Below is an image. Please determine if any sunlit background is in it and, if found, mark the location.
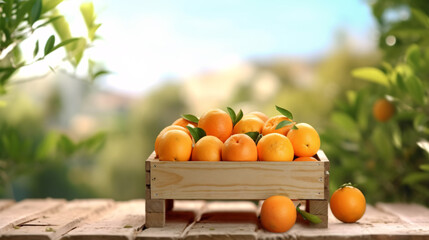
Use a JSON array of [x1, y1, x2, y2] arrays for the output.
[[2, 0, 428, 204]]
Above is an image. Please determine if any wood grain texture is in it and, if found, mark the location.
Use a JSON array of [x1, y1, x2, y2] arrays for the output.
[[138, 200, 205, 240], [0, 200, 14, 212], [148, 152, 327, 200], [0, 199, 65, 234], [1, 199, 114, 240], [184, 201, 258, 240], [63, 200, 145, 240]]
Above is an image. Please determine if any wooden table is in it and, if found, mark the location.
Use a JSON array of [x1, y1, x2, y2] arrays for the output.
[[0, 199, 428, 239]]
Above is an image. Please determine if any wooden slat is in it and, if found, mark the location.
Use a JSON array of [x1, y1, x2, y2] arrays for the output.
[[0, 199, 65, 234], [137, 200, 206, 240], [1, 199, 114, 240], [184, 201, 258, 240], [149, 159, 325, 200], [0, 200, 14, 212], [63, 200, 145, 240], [376, 203, 429, 225]]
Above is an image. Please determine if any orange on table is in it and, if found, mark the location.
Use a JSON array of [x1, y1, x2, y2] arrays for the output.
[[191, 136, 223, 161], [172, 117, 198, 128], [155, 125, 191, 157], [247, 111, 269, 122], [260, 195, 296, 233], [330, 185, 366, 223], [373, 98, 395, 122], [287, 123, 320, 157], [157, 129, 192, 161], [294, 156, 318, 161], [257, 133, 294, 161], [198, 109, 233, 142], [232, 116, 265, 134], [222, 134, 257, 161], [262, 115, 295, 136]]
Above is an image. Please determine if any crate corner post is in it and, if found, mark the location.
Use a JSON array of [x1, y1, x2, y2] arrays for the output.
[[145, 152, 166, 228]]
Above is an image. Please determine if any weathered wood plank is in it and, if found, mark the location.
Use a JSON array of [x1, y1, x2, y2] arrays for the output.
[[63, 200, 145, 240], [376, 203, 429, 225], [149, 159, 325, 200], [0, 200, 14, 212], [0, 199, 66, 234], [1, 199, 114, 240], [137, 200, 206, 240], [185, 201, 258, 240]]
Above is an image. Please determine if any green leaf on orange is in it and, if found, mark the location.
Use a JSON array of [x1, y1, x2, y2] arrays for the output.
[[186, 126, 206, 143], [275, 120, 293, 130], [276, 105, 293, 119], [182, 114, 199, 124]]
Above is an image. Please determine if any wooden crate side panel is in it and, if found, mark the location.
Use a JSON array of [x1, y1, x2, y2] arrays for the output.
[[150, 161, 325, 200]]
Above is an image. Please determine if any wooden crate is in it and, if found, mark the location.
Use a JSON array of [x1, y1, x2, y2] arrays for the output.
[[145, 150, 330, 228]]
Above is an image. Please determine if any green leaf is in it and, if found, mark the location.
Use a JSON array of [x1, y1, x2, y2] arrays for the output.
[[227, 107, 236, 123], [186, 126, 206, 143], [51, 37, 80, 52], [275, 120, 293, 130], [29, 0, 42, 26], [420, 165, 429, 172], [92, 70, 110, 80], [406, 44, 422, 69], [235, 109, 243, 125], [51, 13, 72, 43], [245, 132, 260, 143], [276, 105, 293, 119], [33, 40, 39, 57], [181, 114, 199, 124], [70, 38, 86, 67], [80, 2, 95, 29], [227, 107, 243, 126], [405, 76, 425, 105], [411, 8, 429, 28], [44, 35, 55, 56], [41, 0, 63, 14], [351, 67, 389, 87], [296, 203, 322, 224]]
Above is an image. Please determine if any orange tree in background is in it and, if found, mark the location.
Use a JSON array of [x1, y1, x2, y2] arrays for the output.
[[323, 0, 429, 205], [0, 0, 106, 199]]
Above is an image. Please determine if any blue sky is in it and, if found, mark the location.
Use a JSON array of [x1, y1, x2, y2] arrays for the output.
[[86, 0, 377, 94]]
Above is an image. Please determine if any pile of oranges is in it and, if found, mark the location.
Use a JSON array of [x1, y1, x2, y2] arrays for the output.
[[155, 106, 321, 162]]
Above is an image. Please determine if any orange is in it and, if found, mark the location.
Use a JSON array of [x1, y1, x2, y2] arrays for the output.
[[198, 109, 233, 142], [157, 129, 192, 161], [260, 195, 296, 233], [257, 133, 294, 161], [191, 136, 223, 161], [262, 115, 295, 136], [247, 111, 269, 122], [294, 157, 318, 161], [372, 98, 395, 122], [232, 116, 265, 134], [172, 117, 198, 128], [155, 125, 191, 157], [330, 185, 366, 223], [286, 123, 320, 157], [222, 134, 257, 161]]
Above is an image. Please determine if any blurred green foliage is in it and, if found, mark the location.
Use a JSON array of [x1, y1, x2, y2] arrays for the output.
[[323, 0, 429, 205], [0, 94, 106, 199], [0, 0, 106, 93]]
